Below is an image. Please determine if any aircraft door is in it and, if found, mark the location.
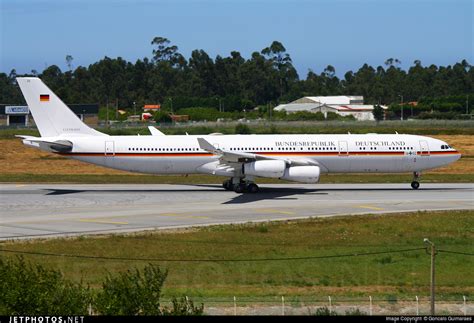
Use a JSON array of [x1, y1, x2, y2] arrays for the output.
[[338, 141, 349, 156], [105, 141, 115, 156], [419, 140, 430, 156]]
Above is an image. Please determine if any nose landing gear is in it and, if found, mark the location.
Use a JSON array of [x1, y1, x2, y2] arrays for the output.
[[411, 172, 421, 190]]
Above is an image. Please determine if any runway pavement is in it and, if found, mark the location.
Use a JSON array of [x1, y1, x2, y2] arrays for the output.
[[1, 183, 473, 240]]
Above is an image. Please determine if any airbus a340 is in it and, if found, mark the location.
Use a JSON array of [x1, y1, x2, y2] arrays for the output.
[[16, 77, 461, 193]]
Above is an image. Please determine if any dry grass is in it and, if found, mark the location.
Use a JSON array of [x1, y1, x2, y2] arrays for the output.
[[1, 135, 472, 176], [430, 135, 474, 174], [0, 139, 131, 175]]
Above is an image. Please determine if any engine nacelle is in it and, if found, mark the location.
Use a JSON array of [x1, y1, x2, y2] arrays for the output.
[[280, 166, 320, 183], [244, 160, 286, 178]]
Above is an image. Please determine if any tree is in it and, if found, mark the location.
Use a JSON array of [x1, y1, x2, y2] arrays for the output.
[[373, 104, 385, 122], [384, 58, 401, 68], [66, 55, 74, 71], [261, 41, 298, 99], [151, 37, 184, 67]]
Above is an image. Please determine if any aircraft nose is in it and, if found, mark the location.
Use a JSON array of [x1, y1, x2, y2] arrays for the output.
[[454, 152, 462, 161]]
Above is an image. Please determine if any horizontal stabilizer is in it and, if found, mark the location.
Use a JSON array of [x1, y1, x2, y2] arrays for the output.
[[20, 136, 73, 152]]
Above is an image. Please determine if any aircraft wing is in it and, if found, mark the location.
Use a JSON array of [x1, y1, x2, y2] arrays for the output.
[[197, 137, 318, 166]]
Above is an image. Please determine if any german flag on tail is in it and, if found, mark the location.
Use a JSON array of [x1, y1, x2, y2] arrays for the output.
[[40, 94, 49, 102]]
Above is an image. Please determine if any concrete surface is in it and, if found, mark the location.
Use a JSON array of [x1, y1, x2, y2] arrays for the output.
[[1, 183, 472, 240]]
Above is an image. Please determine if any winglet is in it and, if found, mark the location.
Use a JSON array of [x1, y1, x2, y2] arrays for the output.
[[148, 126, 166, 136], [197, 138, 220, 154]]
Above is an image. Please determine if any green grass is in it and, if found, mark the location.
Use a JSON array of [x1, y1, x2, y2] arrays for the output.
[[1, 173, 473, 184], [2, 210, 473, 299]]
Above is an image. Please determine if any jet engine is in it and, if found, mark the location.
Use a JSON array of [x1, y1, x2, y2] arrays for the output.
[[244, 160, 286, 178], [280, 165, 320, 183]]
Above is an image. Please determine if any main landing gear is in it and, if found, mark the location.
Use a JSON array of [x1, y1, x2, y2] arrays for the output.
[[223, 179, 260, 193], [411, 171, 421, 190]]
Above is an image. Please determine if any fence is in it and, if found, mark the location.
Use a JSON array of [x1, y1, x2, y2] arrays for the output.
[[2, 119, 474, 131], [158, 296, 472, 316]]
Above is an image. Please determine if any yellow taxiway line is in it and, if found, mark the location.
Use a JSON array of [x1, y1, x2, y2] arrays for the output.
[[78, 219, 129, 225], [257, 208, 296, 215], [357, 205, 385, 211]]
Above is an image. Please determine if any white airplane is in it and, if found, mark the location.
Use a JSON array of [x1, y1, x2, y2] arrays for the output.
[[16, 77, 461, 193]]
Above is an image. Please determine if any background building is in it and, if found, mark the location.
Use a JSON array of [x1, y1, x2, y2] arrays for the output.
[[274, 96, 387, 121], [0, 104, 99, 126]]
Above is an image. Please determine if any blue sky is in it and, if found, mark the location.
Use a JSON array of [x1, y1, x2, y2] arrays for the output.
[[1, 0, 472, 78]]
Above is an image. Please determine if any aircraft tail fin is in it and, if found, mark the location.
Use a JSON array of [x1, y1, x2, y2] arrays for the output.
[[16, 77, 106, 137]]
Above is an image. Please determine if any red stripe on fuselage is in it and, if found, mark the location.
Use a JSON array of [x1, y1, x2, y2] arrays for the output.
[[58, 150, 459, 157]]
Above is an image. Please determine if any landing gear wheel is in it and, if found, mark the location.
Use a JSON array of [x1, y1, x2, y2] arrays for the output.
[[411, 181, 420, 190], [223, 179, 232, 191], [246, 183, 259, 193], [411, 171, 421, 190], [233, 183, 246, 193]]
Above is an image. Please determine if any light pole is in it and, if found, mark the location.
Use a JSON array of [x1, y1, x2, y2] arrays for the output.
[[398, 95, 404, 121], [133, 101, 136, 116], [467, 95, 469, 115], [424, 238, 436, 315]]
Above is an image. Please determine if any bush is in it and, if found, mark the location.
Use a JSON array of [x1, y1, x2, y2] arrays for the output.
[[235, 123, 251, 134], [177, 107, 229, 121], [95, 264, 168, 315], [94, 264, 204, 316], [0, 258, 204, 316], [154, 111, 173, 123], [345, 308, 367, 315], [416, 111, 463, 120], [285, 111, 325, 121], [162, 296, 204, 316], [0, 257, 91, 315], [386, 295, 398, 304], [312, 306, 337, 316]]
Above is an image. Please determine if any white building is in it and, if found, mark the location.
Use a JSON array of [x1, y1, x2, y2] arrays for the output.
[[274, 96, 387, 121], [292, 96, 364, 105]]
